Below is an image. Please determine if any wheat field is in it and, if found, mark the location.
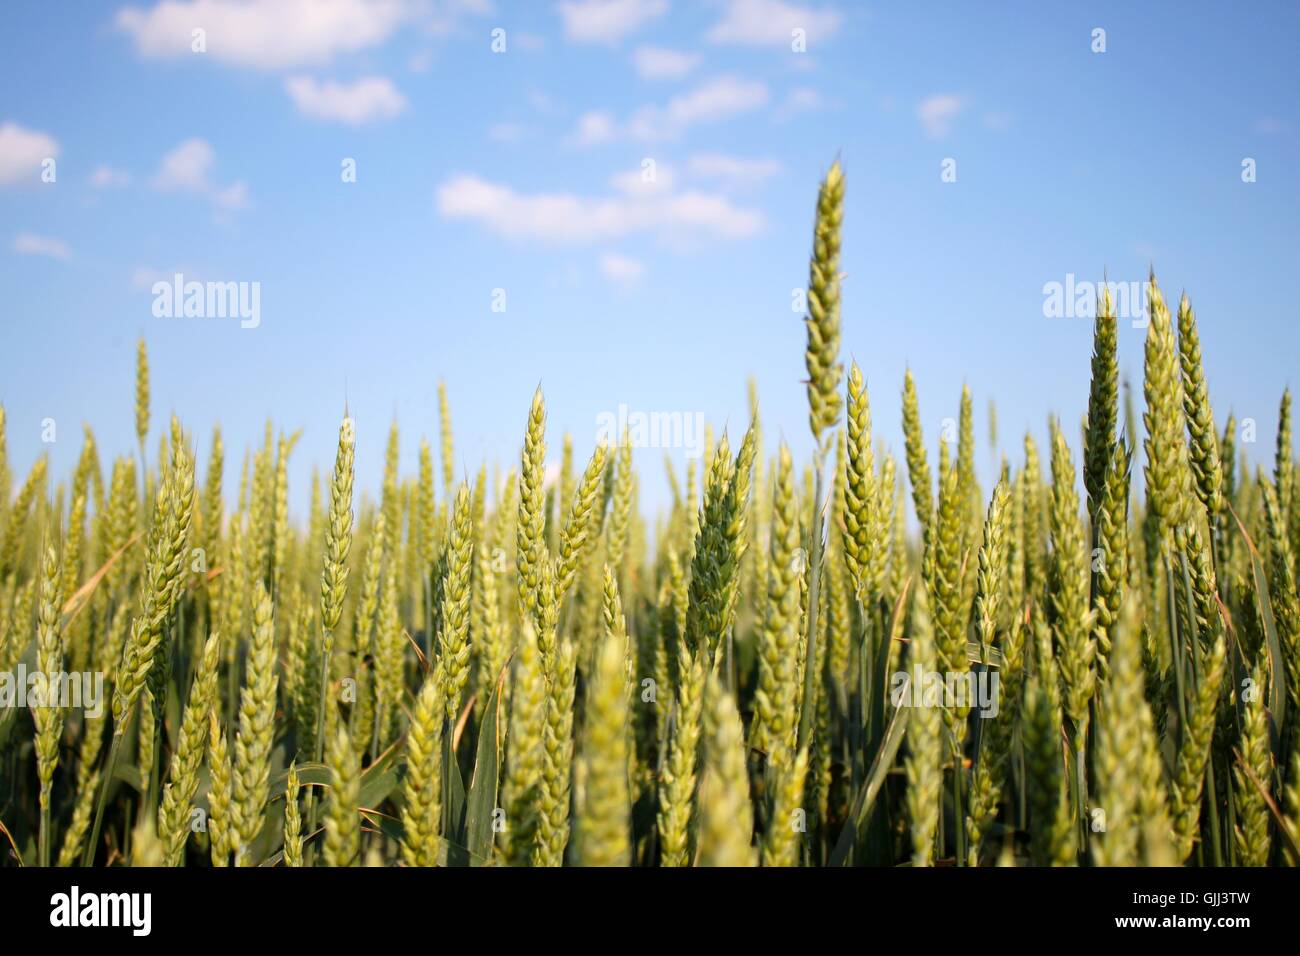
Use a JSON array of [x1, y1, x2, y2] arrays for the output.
[[0, 161, 1297, 869]]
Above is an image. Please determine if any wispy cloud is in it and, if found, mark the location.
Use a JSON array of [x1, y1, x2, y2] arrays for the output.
[[12, 232, 70, 260], [132, 266, 167, 289], [573, 75, 769, 144], [115, 0, 412, 69], [688, 153, 780, 187], [285, 75, 407, 124], [776, 85, 824, 119], [487, 122, 530, 143], [132, 264, 205, 289], [153, 138, 250, 209], [600, 252, 646, 283], [90, 165, 131, 188], [153, 139, 217, 191], [1253, 116, 1290, 135], [558, 0, 668, 44], [983, 111, 1012, 132], [610, 162, 676, 195], [212, 182, 249, 209], [917, 93, 968, 138], [528, 90, 557, 114], [435, 173, 764, 244], [707, 0, 841, 46], [0, 121, 58, 186], [424, 0, 496, 35], [572, 110, 618, 146], [628, 76, 768, 139], [632, 46, 700, 80]]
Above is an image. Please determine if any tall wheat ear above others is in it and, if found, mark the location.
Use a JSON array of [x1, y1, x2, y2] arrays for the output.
[[804, 160, 845, 442]]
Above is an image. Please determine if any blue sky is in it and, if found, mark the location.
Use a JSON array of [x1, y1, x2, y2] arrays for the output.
[[1, 0, 1297, 519]]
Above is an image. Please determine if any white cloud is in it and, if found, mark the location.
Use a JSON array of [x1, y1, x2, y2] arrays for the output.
[[13, 233, 70, 260], [152, 138, 249, 209], [116, 0, 411, 69], [776, 85, 823, 119], [154, 138, 217, 191], [424, 0, 495, 35], [688, 153, 780, 187], [435, 173, 763, 244], [633, 46, 699, 80], [572, 110, 618, 146], [626, 75, 768, 140], [572, 76, 767, 146], [285, 75, 407, 124], [600, 252, 645, 283], [610, 163, 676, 195], [917, 93, 967, 138], [90, 165, 131, 188], [558, 0, 667, 44], [707, 0, 841, 46], [213, 180, 250, 209], [0, 121, 59, 186]]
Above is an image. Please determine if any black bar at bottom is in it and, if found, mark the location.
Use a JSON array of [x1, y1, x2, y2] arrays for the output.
[[0, 865, 1282, 943]]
